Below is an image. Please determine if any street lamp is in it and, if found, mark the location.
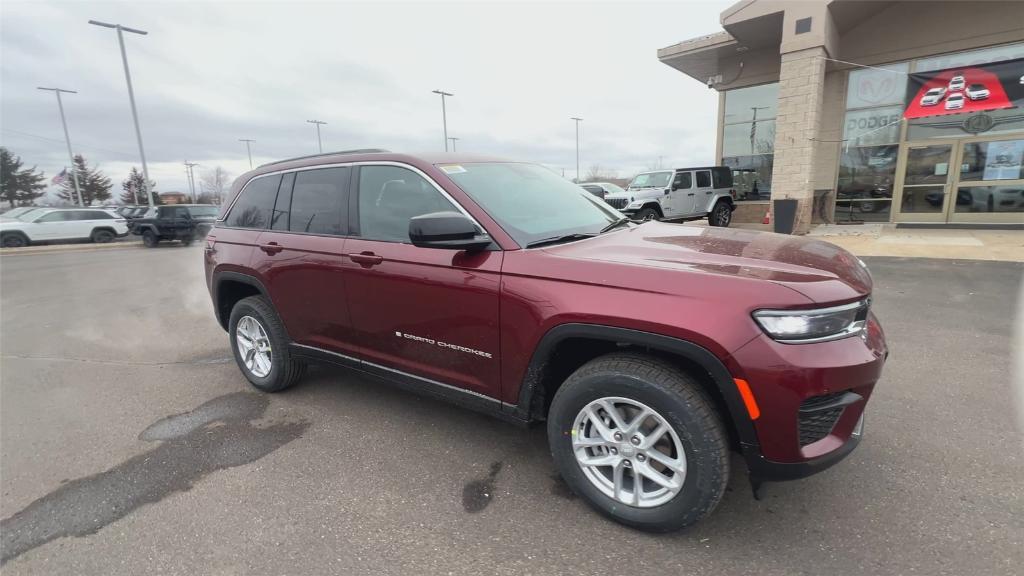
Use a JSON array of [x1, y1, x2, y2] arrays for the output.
[[432, 90, 453, 151], [36, 87, 84, 206], [570, 117, 583, 183], [750, 106, 770, 155], [448, 137, 459, 152], [88, 19, 155, 207], [306, 120, 326, 153], [184, 161, 199, 202], [239, 139, 255, 169]]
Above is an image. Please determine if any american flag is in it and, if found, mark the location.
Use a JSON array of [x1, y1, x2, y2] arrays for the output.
[[51, 168, 68, 185]]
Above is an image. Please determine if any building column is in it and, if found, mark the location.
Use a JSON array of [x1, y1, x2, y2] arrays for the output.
[[769, 46, 827, 234]]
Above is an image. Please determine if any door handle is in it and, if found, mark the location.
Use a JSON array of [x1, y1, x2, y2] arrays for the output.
[[349, 252, 384, 266], [259, 242, 283, 255], [687, 193, 695, 196], [706, 191, 713, 194]]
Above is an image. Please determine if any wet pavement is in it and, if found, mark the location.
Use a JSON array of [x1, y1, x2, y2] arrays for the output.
[[1, 245, 1021, 575]]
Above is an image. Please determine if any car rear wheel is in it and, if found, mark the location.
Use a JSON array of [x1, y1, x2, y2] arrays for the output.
[[142, 230, 159, 248], [228, 295, 305, 392], [708, 201, 732, 227], [548, 353, 729, 532], [1, 233, 28, 248], [636, 208, 660, 221], [91, 229, 115, 243]]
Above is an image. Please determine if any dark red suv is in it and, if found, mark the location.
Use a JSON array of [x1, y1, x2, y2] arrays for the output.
[[205, 150, 887, 531]]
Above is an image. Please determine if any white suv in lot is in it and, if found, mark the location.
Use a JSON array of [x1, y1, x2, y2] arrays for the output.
[[603, 166, 737, 226], [0, 208, 128, 248]]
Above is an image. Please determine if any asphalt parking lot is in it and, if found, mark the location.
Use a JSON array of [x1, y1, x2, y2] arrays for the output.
[[1, 244, 1022, 575]]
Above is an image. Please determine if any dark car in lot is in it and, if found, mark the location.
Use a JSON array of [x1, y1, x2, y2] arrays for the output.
[[204, 150, 887, 532], [133, 204, 219, 247]]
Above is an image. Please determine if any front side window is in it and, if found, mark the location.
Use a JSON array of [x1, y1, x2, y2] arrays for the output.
[[289, 167, 348, 235], [225, 174, 281, 229], [356, 165, 457, 243], [36, 211, 72, 222], [443, 162, 622, 247], [673, 172, 692, 190], [187, 206, 220, 218]]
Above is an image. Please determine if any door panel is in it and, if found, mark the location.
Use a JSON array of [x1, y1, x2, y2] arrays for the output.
[[341, 238, 502, 397], [665, 171, 694, 216], [896, 144, 953, 222], [693, 170, 714, 214], [343, 163, 502, 398]]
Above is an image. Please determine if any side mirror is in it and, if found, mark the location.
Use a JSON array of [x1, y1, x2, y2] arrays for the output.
[[409, 211, 491, 251]]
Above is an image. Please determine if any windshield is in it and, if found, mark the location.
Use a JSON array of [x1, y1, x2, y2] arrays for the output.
[[628, 171, 672, 189], [187, 206, 220, 217], [441, 162, 623, 247], [2, 207, 31, 218]]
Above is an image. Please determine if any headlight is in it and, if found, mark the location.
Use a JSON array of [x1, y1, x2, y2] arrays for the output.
[[753, 299, 869, 343]]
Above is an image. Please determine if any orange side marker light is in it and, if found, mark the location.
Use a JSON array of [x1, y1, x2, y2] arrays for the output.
[[733, 378, 760, 420]]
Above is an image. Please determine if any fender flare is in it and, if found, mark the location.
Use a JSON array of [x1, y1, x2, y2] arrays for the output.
[[211, 271, 272, 330], [513, 323, 759, 449]]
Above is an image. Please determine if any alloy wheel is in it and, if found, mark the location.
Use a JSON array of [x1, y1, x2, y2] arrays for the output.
[[235, 315, 273, 378], [571, 397, 687, 508]]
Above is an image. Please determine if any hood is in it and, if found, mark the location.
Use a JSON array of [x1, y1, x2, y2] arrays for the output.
[[542, 222, 872, 304]]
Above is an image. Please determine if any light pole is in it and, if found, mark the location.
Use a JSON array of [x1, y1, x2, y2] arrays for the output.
[[306, 120, 326, 153], [448, 137, 459, 152], [184, 161, 199, 202], [432, 90, 453, 151], [570, 117, 583, 183], [239, 139, 255, 168], [750, 106, 769, 155], [37, 87, 84, 206], [88, 20, 155, 207]]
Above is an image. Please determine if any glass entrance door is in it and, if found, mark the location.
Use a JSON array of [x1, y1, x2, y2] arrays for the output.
[[895, 143, 955, 223]]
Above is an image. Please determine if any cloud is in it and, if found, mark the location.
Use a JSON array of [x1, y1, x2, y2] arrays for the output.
[[1, 0, 730, 197]]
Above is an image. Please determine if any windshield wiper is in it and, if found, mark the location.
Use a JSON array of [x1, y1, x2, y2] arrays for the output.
[[599, 217, 631, 234], [525, 233, 596, 249]]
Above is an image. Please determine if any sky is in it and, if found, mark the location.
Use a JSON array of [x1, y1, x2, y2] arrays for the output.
[[1, 0, 732, 202]]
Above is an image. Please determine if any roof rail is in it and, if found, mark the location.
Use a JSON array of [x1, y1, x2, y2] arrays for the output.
[[257, 149, 390, 169]]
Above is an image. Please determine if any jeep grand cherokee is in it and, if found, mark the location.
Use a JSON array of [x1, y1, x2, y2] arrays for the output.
[[204, 149, 887, 532]]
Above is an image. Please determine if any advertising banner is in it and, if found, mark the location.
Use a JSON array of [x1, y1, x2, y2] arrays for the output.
[[904, 58, 1024, 119]]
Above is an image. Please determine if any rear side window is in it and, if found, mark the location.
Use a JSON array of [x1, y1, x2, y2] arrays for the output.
[[36, 211, 73, 222], [225, 174, 281, 229], [289, 167, 348, 235], [356, 165, 458, 243], [696, 170, 711, 188], [711, 167, 733, 188], [78, 210, 113, 220]]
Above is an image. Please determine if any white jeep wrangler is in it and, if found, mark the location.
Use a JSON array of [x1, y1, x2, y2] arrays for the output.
[[604, 166, 737, 227]]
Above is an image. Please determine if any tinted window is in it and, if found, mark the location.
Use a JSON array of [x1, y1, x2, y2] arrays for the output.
[[36, 211, 73, 222], [187, 206, 220, 218], [271, 173, 295, 231], [711, 168, 733, 188], [696, 171, 711, 188], [82, 210, 113, 220], [290, 168, 347, 235], [225, 174, 281, 229], [357, 165, 457, 243], [673, 172, 692, 189]]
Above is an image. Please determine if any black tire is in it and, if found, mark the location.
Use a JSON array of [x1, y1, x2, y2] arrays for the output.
[[1, 233, 28, 248], [142, 229, 159, 248], [636, 207, 660, 221], [547, 353, 729, 532], [708, 200, 732, 227], [228, 295, 305, 392], [91, 229, 115, 243]]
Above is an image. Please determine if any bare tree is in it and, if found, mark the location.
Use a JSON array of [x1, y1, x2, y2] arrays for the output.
[[584, 164, 617, 182], [199, 166, 231, 205]]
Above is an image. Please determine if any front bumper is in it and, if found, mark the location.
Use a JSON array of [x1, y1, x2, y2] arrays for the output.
[[727, 312, 886, 480]]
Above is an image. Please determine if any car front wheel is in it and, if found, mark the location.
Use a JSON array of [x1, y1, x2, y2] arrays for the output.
[[548, 353, 729, 532], [91, 229, 115, 243], [142, 230, 159, 247], [635, 208, 660, 221], [708, 201, 732, 227], [1, 233, 28, 248]]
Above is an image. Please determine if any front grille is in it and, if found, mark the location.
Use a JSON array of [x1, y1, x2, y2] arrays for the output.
[[798, 392, 852, 446], [605, 198, 628, 210]]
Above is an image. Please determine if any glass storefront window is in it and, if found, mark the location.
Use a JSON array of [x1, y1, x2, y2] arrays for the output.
[[723, 120, 776, 157], [900, 186, 947, 213], [724, 83, 779, 123], [907, 106, 1024, 140], [843, 106, 902, 146], [954, 185, 1024, 213], [904, 146, 952, 185], [722, 154, 773, 200], [835, 145, 897, 222], [914, 42, 1024, 73], [959, 138, 1024, 181]]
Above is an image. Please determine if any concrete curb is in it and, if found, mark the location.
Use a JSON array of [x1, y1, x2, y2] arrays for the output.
[[0, 241, 144, 256]]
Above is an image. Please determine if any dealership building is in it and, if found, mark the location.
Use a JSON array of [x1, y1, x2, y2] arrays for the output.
[[658, 0, 1024, 232]]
